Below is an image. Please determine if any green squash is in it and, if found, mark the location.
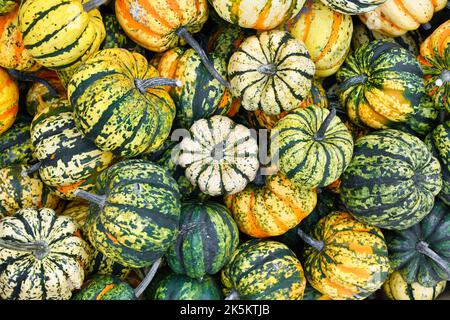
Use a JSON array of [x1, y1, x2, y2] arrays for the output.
[[340, 129, 442, 230], [0, 121, 34, 167], [72, 275, 136, 300], [425, 121, 450, 205], [0, 0, 18, 15], [387, 198, 450, 287], [166, 201, 239, 279], [303, 284, 331, 300], [101, 14, 142, 52], [299, 189, 340, 234], [208, 25, 254, 62], [87, 250, 131, 281]]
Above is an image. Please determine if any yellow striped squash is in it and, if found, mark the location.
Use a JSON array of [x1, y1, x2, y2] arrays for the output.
[[18, 0, 106, 70], [360, 0, 448, 37], [0, 68, 19, 134], [282, 0, 353, 77], [209, 0, 306, 30], [300, 211, 390, 300], [383, 271, 446, 300]]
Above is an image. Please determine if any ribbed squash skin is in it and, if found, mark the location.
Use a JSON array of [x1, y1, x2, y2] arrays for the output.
[[228, 30, 315, 115], [221, 240, 306, 300], [224, 173, 317, 238], [155, 47, 232, 129], [271, 105, 354, 189], [166, 201, 239, 278], [396, 95, 439, 137], [84, 160, 181, 268], [387, 199, 450, 287], [0, 68, 19, 135], [303, 284, 331, 300], [302, 211, 389, 300], [18, 0, 106, 70], [283, 0, 353, 77], [425, 121, 450, 205], [383, 271, 446, 300], [73, 275, 136, 300], [178, 115, 259, 196], [31, 103, 115, 200], [0, 0, 18, 14], [101, 14, 142, 52], [68, 48, 176, 158], [26, 71, 67, 116], [418, 20, 450, 113], [340, 129, 442, 230], [337, 40, 424, 129], [360, 0, 447, 37], [0, 164, 60, 217], [209, 0, 305, 30], [0, 121, 34, 167], [151, 273, 223, 300], [115, 0, 208, 52], [86, 250, 131, 281], [60, 199, 90, 228], [319, 0, 386, 14], [0, 208, 91, 300], [0, 6, 39, 71]]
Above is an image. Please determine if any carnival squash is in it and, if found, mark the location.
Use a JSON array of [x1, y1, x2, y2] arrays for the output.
[[73, 275, 137, 300], [0, 121, 34, 167], [383, 271, 446, 300], [319, 0, 386, 14], [0, 67, 19, 135]]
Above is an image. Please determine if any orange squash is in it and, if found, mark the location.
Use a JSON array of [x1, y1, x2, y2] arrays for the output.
[[0, 68, 19, 135]]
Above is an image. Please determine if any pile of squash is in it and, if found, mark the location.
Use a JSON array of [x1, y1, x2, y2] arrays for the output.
[[0, 0, 449, 301]]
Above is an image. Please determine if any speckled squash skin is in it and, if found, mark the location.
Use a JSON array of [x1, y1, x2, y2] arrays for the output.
[[302, 211, 390, 300], [209, 0, 305, 30], [115, 0, 208, 52], [418, 20, 450, 113], [84, 160, 181, 268], [282, 0, 353, 77], [0, 6, 39, 71], [0, 68, 19, 135], [360, 0, 447, 37], [299, 188, 339, 234], [383, 271, 446, 300], [0, 208, 91, 300], [0, 121, 35, 167], [303, 284, 331, 300], [0, 164, 60, 217], [60, 199, 90, 228], [101, 13, 142, 52], [396, 95, 439, 137], [319, 0, 386, 14], [387, 198, 450, 287], [72, 275, 136, 300], [340, 129, 442, 230], [0, 0, 18, 14], [30, 103, 115, 200], [228, 30, 315, 115], [208, 25, 254, 62], [425, 121, 450, 205], [86, 250, 131, 281], [68, 48, 176, 158], [337, 40, 424, 130], [151, 273, 223, 300], [271, 105, 354, 189], [221, 240, 306, 300], [224, 173, 317, 238], [18, 0, 106, 70], [178, 115, 259, 196]]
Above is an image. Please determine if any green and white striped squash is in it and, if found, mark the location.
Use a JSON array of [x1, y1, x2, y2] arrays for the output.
[[0, 208, 91, 300], [81, 159, 181, 268], [425, 121, 450, 205], [0, 121, 35, 167], [30, 102, 115, 200], [383, 271, 446, 300], [221, 240, 306, 300], [319, 0, 386, 14], [228, 30, 315, 116], [178, 115, 259, 196], [73, 275, 137, 300], [340, 129, 442, 230], [166, 201, 239, 279], [271, 105, 354, 189]]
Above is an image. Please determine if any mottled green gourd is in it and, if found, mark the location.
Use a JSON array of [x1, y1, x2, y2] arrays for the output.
[[396, 95, 440, 137], [0, 0, 18, 15], [72, 275, 137, 300], [166, 201, 239, 279], [340, 129, 442, 230], [383, 271, 446, 300], [101, 13, 142, 52], [87, 250, 131, 281], [0, 121, 34, 167]]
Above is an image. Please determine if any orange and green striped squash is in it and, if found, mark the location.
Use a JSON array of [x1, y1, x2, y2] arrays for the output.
[[209, 0, 306, 30], [0, 5, 39, 71], [418, 20, 450, 113], [224, 173, 317, 238], [300, 211, 390, 300], [0, 67, 19, 135], [282, 0, 353, 77]]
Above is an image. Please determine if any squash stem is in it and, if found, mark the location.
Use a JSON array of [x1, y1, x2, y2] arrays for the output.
[[21, 162, 41, 177], [135, 77, 181, 94], [176, 27, 230, 89], [416, 241, 450, 279], [313, 108, 337, 141], [134, 257, 163, 298], [74, 189, 107, 209], [83, 0, 109, 11], [338, 73, 368, 92], [297, 229, 325, 252], [224, 290, 239, 300], [258, 64, 277, 76], [0, 239, 49, 260], [7, 69, 58, 98]]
